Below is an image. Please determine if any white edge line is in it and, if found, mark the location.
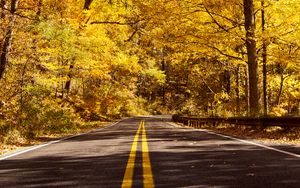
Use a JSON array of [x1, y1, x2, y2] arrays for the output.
[[202, 130, 300, 158], [167, 122, 300, 158], [0, 119, 125, 161]]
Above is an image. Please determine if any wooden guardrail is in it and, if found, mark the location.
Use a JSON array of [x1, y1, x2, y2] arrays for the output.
[[172, 115, 300, 128]]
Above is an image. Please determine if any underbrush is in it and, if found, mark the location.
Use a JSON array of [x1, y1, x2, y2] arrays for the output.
[[0, 119, 108, 155], [0, 97, 109, 155]]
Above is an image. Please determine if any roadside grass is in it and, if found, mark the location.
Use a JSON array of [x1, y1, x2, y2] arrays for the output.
[[176, 122, 300, 145], [208, 125, 300, 145], [0, 121, 109, 156]]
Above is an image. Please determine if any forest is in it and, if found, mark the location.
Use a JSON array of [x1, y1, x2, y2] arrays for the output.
[[0, 0, 299, 145]]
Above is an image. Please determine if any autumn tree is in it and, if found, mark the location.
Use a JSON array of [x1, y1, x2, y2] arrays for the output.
[[1, 0, 300, 144], [0, 0, 19, 80]]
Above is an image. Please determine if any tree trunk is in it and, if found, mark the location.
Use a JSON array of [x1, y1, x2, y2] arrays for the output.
[[261, 0, 268, 116], [243, 0, 261, 117], [275, 73, 285, 106], [84, 0, 94, 10], [0, 0, 19, 80], [19, 58, 30, 123], [61, 78, 64, 99], [244, 67, 249, 115], [0, 0, 7, 19], [36, 0, 43, 18], [235, 65, 240, 115], [222, 70, 231, 94], [161, 59, 166, 105], [65, 64, 74, 95]]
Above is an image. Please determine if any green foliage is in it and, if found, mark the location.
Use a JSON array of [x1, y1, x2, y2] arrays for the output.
[[20, 96, 80, 138]]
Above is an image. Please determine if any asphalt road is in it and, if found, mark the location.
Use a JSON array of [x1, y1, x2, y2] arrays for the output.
[[0, 116, 300, 187]]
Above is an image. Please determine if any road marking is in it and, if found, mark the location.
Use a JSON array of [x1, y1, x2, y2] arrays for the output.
[[122, 120, 155, 188], [168, 121, 300, 158], [167, 122, 300, 158], [141, 121, 155, 188], [0, 132, 92, 161], [201, 130, 300, 158], [121, 122, 142, 188], [0, 119, 124, 161]]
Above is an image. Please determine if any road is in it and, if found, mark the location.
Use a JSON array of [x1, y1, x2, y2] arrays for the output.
[[0, 117, 300, 187]]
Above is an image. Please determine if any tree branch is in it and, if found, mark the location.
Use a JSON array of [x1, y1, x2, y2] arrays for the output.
[[204, 7, 230, 32], [1, 7, 35, 20], [125, 28, 139, 42], [205, 44, 244, 61], [90, 20, 140, 26]]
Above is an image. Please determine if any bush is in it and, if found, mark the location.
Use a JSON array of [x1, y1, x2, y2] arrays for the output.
[[20, 97, 81, 138], [2, 128, 24, 145]]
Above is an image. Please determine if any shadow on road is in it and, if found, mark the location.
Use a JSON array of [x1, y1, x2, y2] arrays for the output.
[[0, 117, 299, 188]]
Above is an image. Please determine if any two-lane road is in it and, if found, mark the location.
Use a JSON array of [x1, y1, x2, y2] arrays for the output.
[[0, 117, 300, 187]]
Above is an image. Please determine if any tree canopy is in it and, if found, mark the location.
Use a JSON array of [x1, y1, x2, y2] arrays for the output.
[[0, 0, 299, 140]]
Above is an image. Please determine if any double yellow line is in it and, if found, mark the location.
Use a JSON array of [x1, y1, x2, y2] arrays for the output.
[[121, 120, 154, 188]]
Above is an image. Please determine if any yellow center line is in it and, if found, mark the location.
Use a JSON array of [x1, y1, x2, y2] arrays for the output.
[[142, 121, 155, 188], [121, 122, 142, 188], [121, 120, 155, 188]]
